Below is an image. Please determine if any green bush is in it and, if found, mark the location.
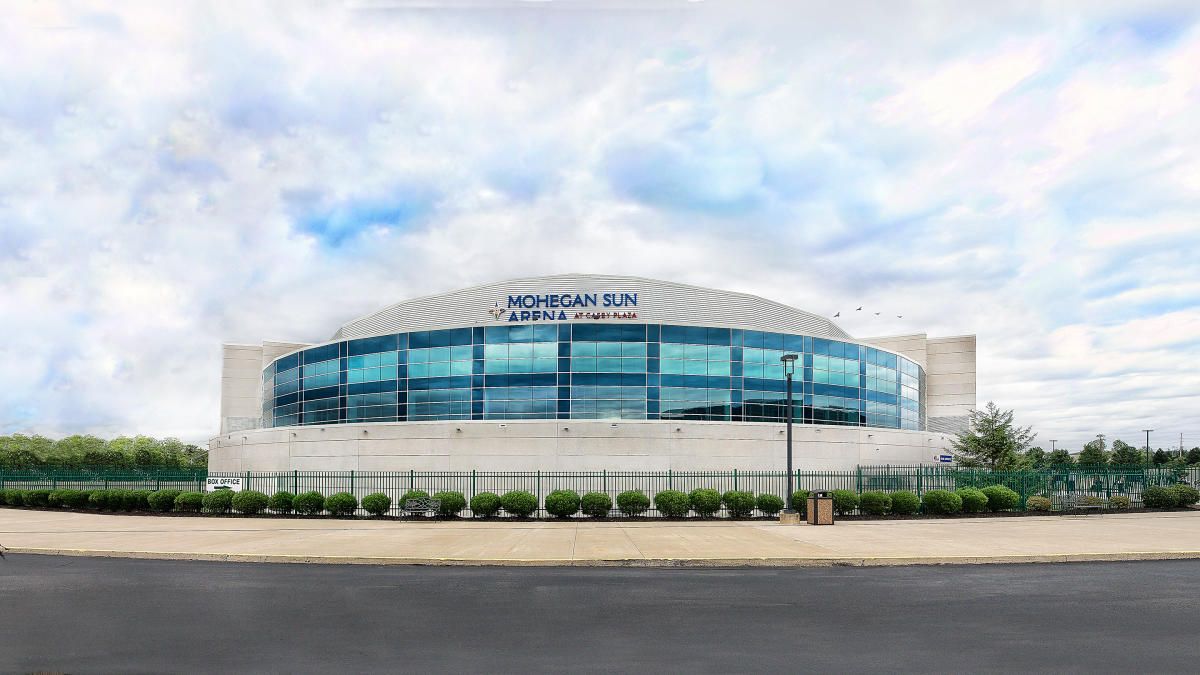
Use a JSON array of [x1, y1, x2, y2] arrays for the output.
[[399, 489, 430, 507], [175, 491, 204, 513], [0, 489, 11, 506], [48, 489, 70, 507], [890, 491, 920, 515], [544, 489, 581, 518], [293, 491, 325, 515], [470, 491, 502, 517], [922, 490, 963, 515], [87, 490, 109, 510], [269, 491, 295, 514], [981, 485, 1021, 512], [859, 491, 892, 516], [1169, 483, 1200, 507], [202, 489, 234, 514], [721, 490, 756, 518], [956, 488, 988, 514], [580, 491, 613, 518], [232, 490, 269, 515], [688, 488, 722, 517], [830, 489, 859, 516], [500, 490, 538, 517], [63, 489, 90, 509], [50, 489, 86, 508], [1079, 495, 1106, 507], [1108, 495, 1131, 509], [126, 490, 153, 511], [1026, 496, 1052, 511], [755, 493, 785, 517], [24, 489, 52, 508], [361, 493, 392, 517], [654, 490, 690, 518], [148, 489, 182, 512], [434, 491, 467, 517], [616, 490, 651, 516], [790, 490, 810, 516], [1142, 486, 1179, 508], [325, 492, 358, 517], [105, 489, 130, 511]]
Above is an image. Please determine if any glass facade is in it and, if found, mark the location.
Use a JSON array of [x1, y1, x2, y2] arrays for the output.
[[262, 323, 924, 431]]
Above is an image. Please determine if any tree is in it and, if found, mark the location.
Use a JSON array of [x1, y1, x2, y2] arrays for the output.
[[950, 402, 1035, 470], [1110, 440, 1145, 467], [1187, 448, 1200, 465], [1047, 448, 1074, 467], [1153, 449, 1171, 466], [1077, 439, 1109, 466], [1022, 446, 1047, 470]]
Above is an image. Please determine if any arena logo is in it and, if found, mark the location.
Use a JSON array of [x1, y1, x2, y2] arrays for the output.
[[490, 292, 639, 322]]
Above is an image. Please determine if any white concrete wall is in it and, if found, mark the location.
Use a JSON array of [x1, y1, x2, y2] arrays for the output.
[[926, 335, 977, 434], [209, 420, 951, 472], [219, 344, 265, 435]]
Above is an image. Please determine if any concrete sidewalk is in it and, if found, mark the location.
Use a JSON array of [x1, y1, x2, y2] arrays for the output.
[[3, 509, 1200, 566]]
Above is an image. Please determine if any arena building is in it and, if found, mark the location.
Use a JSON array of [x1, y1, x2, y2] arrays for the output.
[[210, 274, 976, 471]]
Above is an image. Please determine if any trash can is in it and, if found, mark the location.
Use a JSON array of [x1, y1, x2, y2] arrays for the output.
[[807, 491, 835, 525]]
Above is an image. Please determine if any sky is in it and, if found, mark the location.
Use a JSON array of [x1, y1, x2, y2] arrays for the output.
[[1, 0, 1198, 450]]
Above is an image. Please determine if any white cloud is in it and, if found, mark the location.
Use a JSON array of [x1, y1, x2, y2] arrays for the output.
[[1, 1, 1198, 452]]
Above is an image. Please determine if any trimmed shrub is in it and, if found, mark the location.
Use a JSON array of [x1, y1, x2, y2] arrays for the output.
[[470, 491, 501, 517], [202, 489, 234, 514], [981, 485, 1021, 512], [688, 488, 722, 518], [722, 490, 756, 518], [616, 490, 651, 516], [48, 489, 70, 507], [62, 489, 90, 509], [755, 493, 785, 517], [1142, 486, 1178, 508], [232, 490, 270, 515], [126, 490, 153, 511], [1026, 496, 1052, 512], [25, 489, 52, 508], [1169, 483, 1200, 507], [956, 488, 988, 514], [654, 490, 690, 518], [361, 493, 392, 517], [500, 490, 538, 517], [580, 491, 613, 518], [790, 490, 810, 516], [1079, 495, 1106, 507], [87, 490, 109, 510], [545, 489, 581, 518], [148, 489, 182, 512], [890, 491, 920, 515], [1108, 495, 1131, 509], [293, 491, 326, 516], [269, 491, 295, 514], [859, 491, 892, 516], [0, 489, 10, 506], [400, 490, 431, 508], [434, 491, 467, 517], [325, 492, 358, 517], [830, 489, 859, 516], [105, 490, 130, 511], [922, 490, 963, 515], [175, 491, 204, 513]]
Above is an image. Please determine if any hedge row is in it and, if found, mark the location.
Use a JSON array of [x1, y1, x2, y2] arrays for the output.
[[3, 483, 1195, 518]]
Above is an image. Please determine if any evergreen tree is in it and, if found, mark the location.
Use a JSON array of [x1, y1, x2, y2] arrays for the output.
[[950, 402, 1035, 470], [1077, 439, 1109, 466], [1047, 448, 1074, 467], [1022, 446, 1048, 470], [1110, 440, 1145, 466], [1153, 449, 1171, 465], [1187, 448, 1200, 465]]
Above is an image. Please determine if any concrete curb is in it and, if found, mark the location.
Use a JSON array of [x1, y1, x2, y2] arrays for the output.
[[8, 546, 1200, 568]]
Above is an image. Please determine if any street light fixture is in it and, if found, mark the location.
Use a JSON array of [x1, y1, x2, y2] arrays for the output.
[[781, 354, 799, 513]]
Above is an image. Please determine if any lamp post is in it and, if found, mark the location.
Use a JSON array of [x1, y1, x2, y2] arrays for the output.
[[1143, 429, 1154, 465], [781, 354, 799, 512]]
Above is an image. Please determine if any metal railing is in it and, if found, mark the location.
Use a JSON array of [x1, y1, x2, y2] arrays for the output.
[[2, 465, 1196, 517]]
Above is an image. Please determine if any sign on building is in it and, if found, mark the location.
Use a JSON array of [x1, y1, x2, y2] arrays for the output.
[[205, 476, 244, 492]]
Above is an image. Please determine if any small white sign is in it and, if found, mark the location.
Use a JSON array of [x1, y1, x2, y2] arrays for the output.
[[206, 477, 244, 492], [938, 454, 953, 463]]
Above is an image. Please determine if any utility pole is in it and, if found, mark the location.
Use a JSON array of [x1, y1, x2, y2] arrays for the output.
[[1050, 440, 1057, 453], [1143, 429, 1153, 465]]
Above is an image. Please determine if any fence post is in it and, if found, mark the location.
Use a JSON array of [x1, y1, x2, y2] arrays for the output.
[[856, 465, 863, 493], [733, 468, 738, 492], [293, 469, 298, 495], [409, 469, 414, 492], [246, 470, 251, 494], [668, 469, 673, 491], [537, 470, 542, 516], [350, 470, 355, 496], [602, 469, 607, 494], [471, 469, 476, 497], [916, 467, 923, 498]]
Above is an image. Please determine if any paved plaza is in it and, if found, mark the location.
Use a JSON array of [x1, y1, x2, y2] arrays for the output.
[[2, 508, 1199, 565]]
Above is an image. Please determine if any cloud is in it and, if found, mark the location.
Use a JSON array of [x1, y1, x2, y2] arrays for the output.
[[1, 1, 1199, 452]]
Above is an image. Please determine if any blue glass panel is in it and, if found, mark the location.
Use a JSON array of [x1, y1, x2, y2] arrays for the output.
[[558, 373, 569, 385], [647, 358, 659, 373], [647, 324, 659, 342], [533, 325, 556, 341], [303, 343, 339, 364], [730, 329, 742, 347], [812, 338, 830, 355], [784, 334, 803, 353], [706, 327, 731, 345], [763, 332, 784, 350], [647, 400, 659, 415], [302, 385, 339, 401], [276, 392, 299, 407], [558, 323, 570, 340], [347, 334, 398, 356], [647, 386, 659, 399]]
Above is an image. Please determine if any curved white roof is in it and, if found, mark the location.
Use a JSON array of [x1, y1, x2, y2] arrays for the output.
[[332, 274, 852, 341]]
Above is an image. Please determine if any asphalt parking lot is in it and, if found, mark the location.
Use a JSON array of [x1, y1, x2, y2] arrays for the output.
[[2, 555, 1198, 673]]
